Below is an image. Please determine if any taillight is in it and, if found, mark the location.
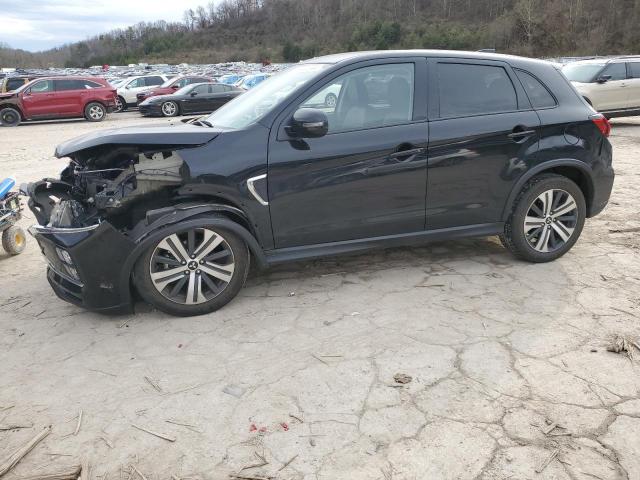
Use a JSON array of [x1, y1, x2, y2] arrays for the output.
[[590, 113, 611, 137]]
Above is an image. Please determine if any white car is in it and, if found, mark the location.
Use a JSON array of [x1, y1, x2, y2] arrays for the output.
[[115, 74, 169, 111], [562, 57, 640, 118]]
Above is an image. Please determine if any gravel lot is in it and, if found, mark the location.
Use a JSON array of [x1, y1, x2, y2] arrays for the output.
[[1, 112, 639, 480]]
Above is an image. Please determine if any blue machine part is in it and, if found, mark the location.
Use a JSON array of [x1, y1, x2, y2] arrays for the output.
[[0, 178, 15, 200]]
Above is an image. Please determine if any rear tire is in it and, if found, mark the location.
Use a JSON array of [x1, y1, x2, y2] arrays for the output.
[[501, 174, 586, 263], [0, 107, 21, 127], [134, 224, 249, 316], [2, 225, 26, 255], [115, 96, 126, 112], [84, 102, 106, 122]]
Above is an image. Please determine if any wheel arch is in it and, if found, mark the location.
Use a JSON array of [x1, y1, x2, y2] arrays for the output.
[[0, 104, 24, 119], [501, 160, 595, 221], [118, 205, 267, 308]]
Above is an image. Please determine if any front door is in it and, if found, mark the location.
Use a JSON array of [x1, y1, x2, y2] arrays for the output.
[[21, 80, 58, 118], [625, 62, 640, 109], [591, 62, 629, 111], [181, 84, 211, 113], [268, 60, 429, 248], [426, 59, 541, 230]]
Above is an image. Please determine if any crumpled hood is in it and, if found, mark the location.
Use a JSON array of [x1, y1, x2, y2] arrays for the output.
[[55, 123, 223, 158]]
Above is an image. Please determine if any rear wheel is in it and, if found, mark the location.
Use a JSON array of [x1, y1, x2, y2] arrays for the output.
[[161, 101, 179, 117], [115, 96, 126, 112], [325, 93, 338, 108], [2, 225, 26, 255], [0, 107, 21, 127], [134, 225, 249, 316], [501, 174, 586, 263], [84, 102, 106, 122]]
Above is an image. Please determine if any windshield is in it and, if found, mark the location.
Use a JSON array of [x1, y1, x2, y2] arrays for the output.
[[206, 64, 329, 129], [562, 63, 605, 83]]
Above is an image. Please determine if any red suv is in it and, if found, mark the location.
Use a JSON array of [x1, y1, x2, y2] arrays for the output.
[[136, 75, 212, 103], [0, 77, 117, 127]]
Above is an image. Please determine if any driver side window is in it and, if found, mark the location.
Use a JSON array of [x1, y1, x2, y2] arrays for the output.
[[30, 80, 54, 93], [300, 63, 415, 134]]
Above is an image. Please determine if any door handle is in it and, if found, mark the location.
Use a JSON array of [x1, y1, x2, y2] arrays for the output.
[[507, 127, 536, 140], [387, 147, 426, 160]]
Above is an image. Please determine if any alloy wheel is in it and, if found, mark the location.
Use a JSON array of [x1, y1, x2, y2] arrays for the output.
[[523, 189, 578, 253], [114, 97, 124, 112], [149, 228, 235, 305], [162, 102, 178, 116], [88, 105, 105, 120]]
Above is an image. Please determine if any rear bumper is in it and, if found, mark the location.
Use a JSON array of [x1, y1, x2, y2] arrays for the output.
[[588, 138, 615, 218], [29, 222, 136, 314]]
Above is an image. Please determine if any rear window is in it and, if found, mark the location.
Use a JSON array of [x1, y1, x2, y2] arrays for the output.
[[630, 63, 640, 78], [437, 63, 517, 117], [515, 70, 556, 109]]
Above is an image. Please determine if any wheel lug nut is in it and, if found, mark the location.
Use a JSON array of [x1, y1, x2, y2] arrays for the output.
[[200, 260, 204, 264], [196, 270, 201, 274], [184, 271, 189, 275], [181, 261, 186, 265], [191, 255, 196, 259]]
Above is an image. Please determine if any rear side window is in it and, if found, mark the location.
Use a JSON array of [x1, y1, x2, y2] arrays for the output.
[[437, 63, 517, 117], [145, 76, 164, 86], [515, 70, 556, 109], [601, 63, 626, 81], [211, 84, 226, 93], [629, 63, 640, 78]]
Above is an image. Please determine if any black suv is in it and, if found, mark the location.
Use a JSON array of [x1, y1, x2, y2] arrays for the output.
[[26, 50, 614, 316]]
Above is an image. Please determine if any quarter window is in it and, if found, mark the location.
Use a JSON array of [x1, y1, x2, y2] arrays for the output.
[[438, 63, 517, 117], [515, 70, 556, 109], [300, 63, 415, 134], [601, 63, 626, 81]]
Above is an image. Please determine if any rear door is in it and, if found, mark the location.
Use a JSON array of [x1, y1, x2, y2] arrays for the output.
[[426, 58, 540, 230], [21, 79, 58, 118], [53, 79, 84, 115], [268, 59, 429, 248]]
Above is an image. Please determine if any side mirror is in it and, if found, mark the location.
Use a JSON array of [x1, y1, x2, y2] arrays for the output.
[[288, 108, 328, 138], [596, 75, 612, 84], [190, 91, 198, 97], [171, 84, 180, 89], [125, 84, 132, 89]]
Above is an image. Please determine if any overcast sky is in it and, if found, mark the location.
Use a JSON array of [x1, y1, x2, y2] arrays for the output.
[[0, 0, 208, 52]]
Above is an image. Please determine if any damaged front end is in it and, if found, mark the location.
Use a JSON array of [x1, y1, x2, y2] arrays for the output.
[[27, 127, 219, 312]]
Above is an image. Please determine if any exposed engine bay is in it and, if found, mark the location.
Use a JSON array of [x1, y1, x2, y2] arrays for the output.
[[28, 145, 187, 231]]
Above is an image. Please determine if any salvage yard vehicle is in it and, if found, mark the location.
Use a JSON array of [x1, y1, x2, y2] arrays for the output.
[[0, 77, 117, 127], [562, 56, 640, 118], [138, 82, 243, 117], [135, 75, 213, 104], [114, 74, 169, 111], [0, 76, 40, 93], [26, 50, 614, 316]]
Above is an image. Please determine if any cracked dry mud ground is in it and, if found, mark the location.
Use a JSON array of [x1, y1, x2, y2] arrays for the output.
[[1, 113, 639, 480]]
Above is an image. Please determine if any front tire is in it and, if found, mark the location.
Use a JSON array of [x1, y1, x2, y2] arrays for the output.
[[325, 93, 338, 108], [2, 225, 26, 255], [0, 107, 21, 127], [134, 225, 249, 316], [501, 174, 586, 263], [161, 101, 179, 117], [84, 102, 106, 122]]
